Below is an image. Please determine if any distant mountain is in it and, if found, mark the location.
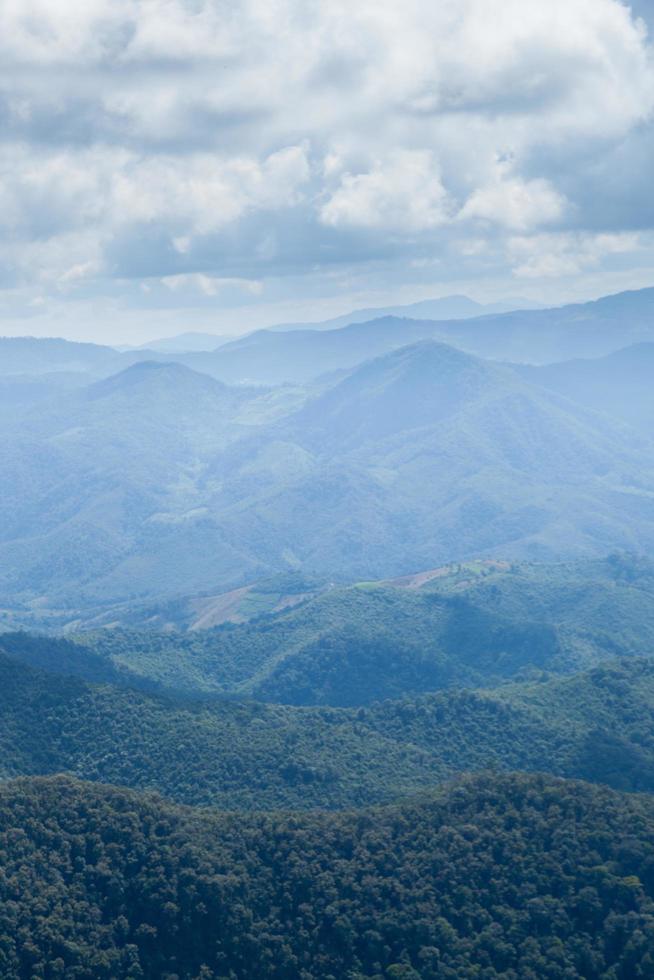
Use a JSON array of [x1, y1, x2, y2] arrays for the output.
[[2, 339, 654, 609], [0, 361, 270, 606], [1, 771, 653, 977], [282, 339, 509, 453], [268, 293, 542, 332], [432, 285, 654, 363], [133, 330, 235, 353], [0, 372, 91, 415], [229, 341, 654, 580], [174, 286, 654, 385], [0, 336, 122, 375], [5, 287, 653, 391], [517, 342, 654, 432], [175, 317, 438, 384], [0, 335, 204, 380]]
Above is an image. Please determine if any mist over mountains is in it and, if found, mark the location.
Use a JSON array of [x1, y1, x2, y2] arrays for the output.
[[2, 287, 654, 616]]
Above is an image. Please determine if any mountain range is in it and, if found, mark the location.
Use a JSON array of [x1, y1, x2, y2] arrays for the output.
[[518, 342, 654, 432], [266, 292, 543, 332], [3, 335, 654, 611], [0, 636, 653, 808], [4, 287, 654, 392], [172, 285, 654, 384], [4, 554, 650, 699]]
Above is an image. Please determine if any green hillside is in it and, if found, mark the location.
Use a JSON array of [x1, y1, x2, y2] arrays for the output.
[[2, 641, 654, 807], [14, 556, 652, 705], [0, 772, 652, 978], [0, 650, 448, 810]]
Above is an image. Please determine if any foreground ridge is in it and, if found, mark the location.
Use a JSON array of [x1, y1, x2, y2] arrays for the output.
[[0, 771, 652, 978]]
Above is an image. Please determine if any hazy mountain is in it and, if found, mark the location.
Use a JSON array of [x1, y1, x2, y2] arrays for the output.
[[175, 316, 443, 384], [267, 293, 542, 332], [172, 286, 654, 385], [0, 336, 123, 375], [431, 285, 654, 363], [2, 340, 654, 609], [0, 372, 91, 415], [5, 287, 653, 392], [220, 341, 654, 582], [0, 335, 202, 381], [133, 330, 235, 353], [0, 361, 271, 606], [517, 343, 654, 432]]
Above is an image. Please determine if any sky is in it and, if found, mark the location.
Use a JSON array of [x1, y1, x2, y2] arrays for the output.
[[1, 0, 654, 344]]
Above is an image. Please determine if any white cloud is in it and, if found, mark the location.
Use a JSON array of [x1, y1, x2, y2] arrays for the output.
[[111, 144, 310, 234], [0, 0, 652, 319], [0, 143, 310, 285], [509, 231, 643, 278], [320, 151, 451, 232], [459, 163, 567, 231]]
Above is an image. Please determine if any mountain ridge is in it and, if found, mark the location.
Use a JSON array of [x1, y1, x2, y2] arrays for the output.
[[0, 771, 651, 977]]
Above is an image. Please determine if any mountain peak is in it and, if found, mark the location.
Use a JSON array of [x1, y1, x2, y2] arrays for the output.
[[284, 339, 510, 452], [86, 360, 227, 400]]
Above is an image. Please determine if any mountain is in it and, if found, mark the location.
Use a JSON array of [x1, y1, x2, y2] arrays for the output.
[[282, 339, 511, 452], [214, 340, 654, 584], [4, 287, 654, 392], [175, 316, 447, 384], [2, 633, 654, 805], [517, 343, 654, 432], [0, 336, 122, 375], [3, 339, 654, 610], [133, 330, 235, 352], [0, 372, 91, 417], [0, 772, 652, 977], [0, 335, 202, 380], [0, 648, 449, 809], [8, 556, 654, 706], [424, 286, 654, 363], [172, 286, 654, 385], [0, 362, 273, 607], [267, 293, 541, 332], [4, 287, 653, 392]]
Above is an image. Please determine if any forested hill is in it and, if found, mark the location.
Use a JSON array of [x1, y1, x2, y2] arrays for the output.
[[0, 772, 652, 979], [9, 555, 652, 705], [1, 647, 654, 808]]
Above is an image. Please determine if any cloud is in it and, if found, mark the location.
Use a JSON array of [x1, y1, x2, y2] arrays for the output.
[[161, 273, 263, 297], [320, 151, 451, 232], [111, 145, 311, 234], [459, 163, 568, 231], [508, 231, 643, 278], [0, 0, 652, 332], [0, 143, 310, 283]]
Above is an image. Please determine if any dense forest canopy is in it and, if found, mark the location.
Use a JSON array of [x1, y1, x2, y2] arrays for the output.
[[0, 772, 653, 979], [0, 644, 654, 808]]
